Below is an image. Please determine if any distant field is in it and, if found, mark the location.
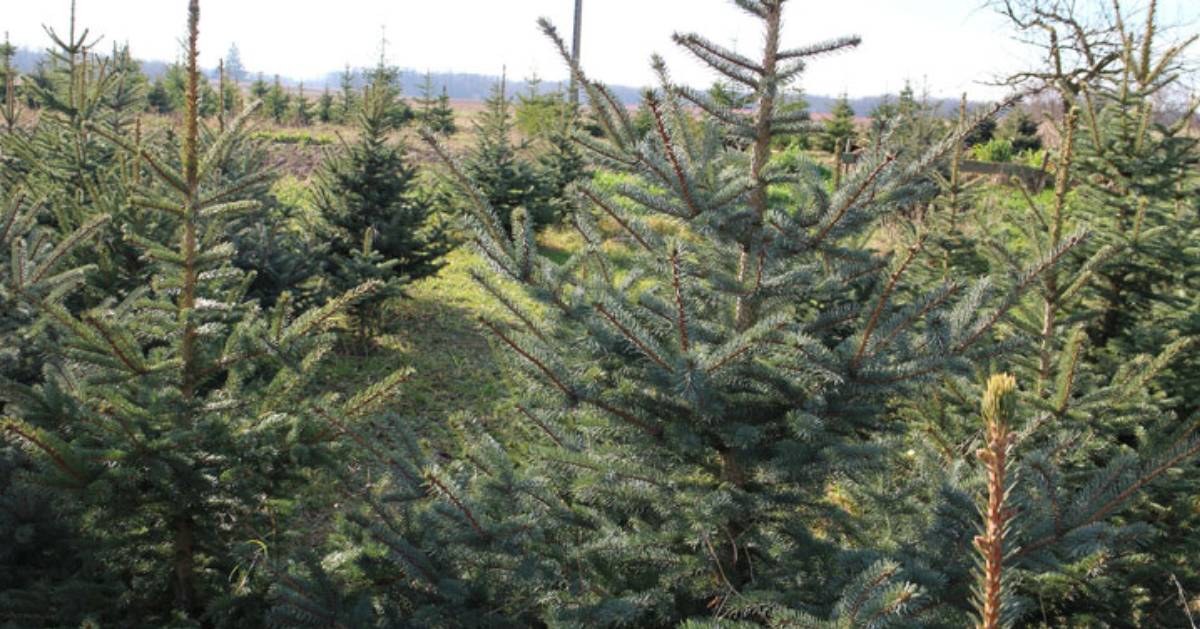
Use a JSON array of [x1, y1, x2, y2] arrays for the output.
[[256, 99, 490, 175]]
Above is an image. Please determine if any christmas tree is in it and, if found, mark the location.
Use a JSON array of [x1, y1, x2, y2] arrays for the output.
[[413, 71, 456, 135], [276, 1, 1108, 624], [820, 92, 856, 152], [1, 10, 159, 306], [293, 82, 311, 126], [894, 1, 1200, 623], [337, 65, 356, 121], [2, 33, 23, 132], [460, 72, 541, 230], [317, 84, 335, 123], [3, 2, 408, 622], [311, 68, 449, 347], [265, 74, 290, 124], [0, 182, 116, 626]]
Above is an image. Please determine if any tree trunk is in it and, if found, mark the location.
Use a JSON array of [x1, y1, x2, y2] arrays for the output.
[[173, 515, 198, 617]]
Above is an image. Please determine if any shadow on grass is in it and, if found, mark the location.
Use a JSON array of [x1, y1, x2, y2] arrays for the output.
[[378, 295, 508, 420], [312, 247, 514, 429]]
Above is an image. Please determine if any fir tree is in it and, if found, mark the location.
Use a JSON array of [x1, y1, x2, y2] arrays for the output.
[[515, 77, 585, 225], [917, 93, 991, 280], [163, 61, 218, 118], [2, 13, 158, 304], [98, 47, 147, 130], [250, 71, 269, 109], [338, 64, 356, 121], [146, 77, 172, 113], [820, 92, 856, 152], [964, 110, 997, 147], [365, 54, 413, 127], [866, 94, 896, 143], [530, 118, 585, 226], [432, 86, 457, 134], [1062, 3, 1200, 620], [217, 58, 228, 130], [709, 78, 754, 109], [895, 2, 1200, 624], [414, 70, 437, 125], [864, 81, 943, 156], [1071, 0, 1200, 379], [227, 212, 322, 310], [461, 72, 540, 230], [4, 2, 407, 622], [164, 62, 189, 112], [22, 59, 52, 111], [0, 184, 116, 626], [415, 71, 456, 136], [0, 183, 110, 397], [2, 32, 22, 133], [312, 69, 450, 346], [266, 73, 289, 124], [997, 105, 1041, 154], [219, 58, 239, 119], [514, 73, 563, 138], [224, 42, 246, 83], [216, 111, 320, 308], [293, 81, 311, 126], [317, 84, 335, 123], [278, 2, 1099, 624]]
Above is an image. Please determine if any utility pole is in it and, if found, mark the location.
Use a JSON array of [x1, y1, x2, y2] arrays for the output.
[[570, 0, 583, 106]]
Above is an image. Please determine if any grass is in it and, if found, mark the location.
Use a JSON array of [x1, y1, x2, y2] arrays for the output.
[[312, 217, 638, 431], [385, 247, 517, 418], [251, 128, 335, 146], [312, 247, 512, 428]]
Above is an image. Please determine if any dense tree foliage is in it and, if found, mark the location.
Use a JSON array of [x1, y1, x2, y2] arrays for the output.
[[1, 0, 1197, 627], [459, 74, 543, 230], [819, 92, 856, 152], [271, 1, 1199, 626], [414, 71, 457, 136], [1, 3, 406, 625], [311, 70, 449, 347]]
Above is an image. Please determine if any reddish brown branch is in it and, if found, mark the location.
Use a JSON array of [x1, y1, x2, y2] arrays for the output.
[[581, 188, 655, 254], [425, 471, 489, 539], [1015, 437, 1200, 560], [669, 249, 691, 352], [852, 237, 924, 368], [585, 397, 663, 439], [83, 315, 146, 374], [647, 93, 701, 217], [480, 318, 576, 399], [4, 423, 88, 485], [516, 404, 565, 448], [811, 154, 895, 247], [593, 303, 673, 371]]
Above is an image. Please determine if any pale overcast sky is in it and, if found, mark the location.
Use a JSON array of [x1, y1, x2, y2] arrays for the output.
[[2, 1, 1197, 99]]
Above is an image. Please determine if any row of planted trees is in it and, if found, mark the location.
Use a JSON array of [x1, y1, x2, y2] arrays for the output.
[[2, 0, 1199, 627], [1, 26, 460, 132], [236, 67, 459, 130]]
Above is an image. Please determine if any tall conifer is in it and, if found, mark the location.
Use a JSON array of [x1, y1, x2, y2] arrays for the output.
[[276, 1, 1104, 624], [461, 72, 540, 230], [896, 2, 1200, 624], [821, 93, 856, 152], [312, 69, 449, 347], [4, 2, 407, 621]]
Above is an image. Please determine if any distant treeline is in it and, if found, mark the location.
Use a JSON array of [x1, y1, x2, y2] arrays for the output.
[[7, 44, 973, 113]]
